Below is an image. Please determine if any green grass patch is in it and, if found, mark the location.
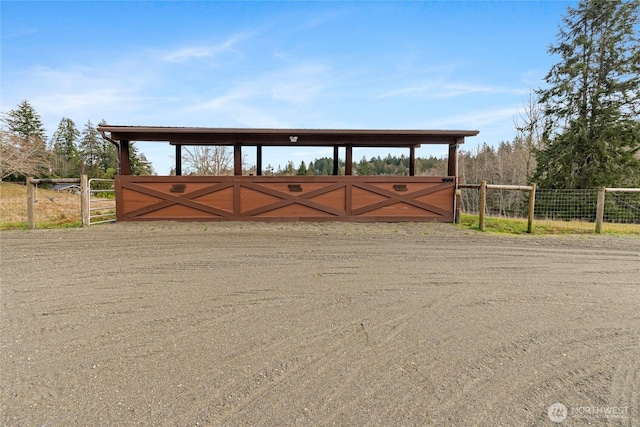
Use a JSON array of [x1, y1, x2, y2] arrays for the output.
[[457, 214, 640, 236], [0, 219, 83, 230]]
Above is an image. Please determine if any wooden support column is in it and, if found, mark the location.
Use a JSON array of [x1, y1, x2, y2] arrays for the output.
[[409, 146, 416, 176], [234, 143, 242, 176], [345, 145, 353, 176], [333, 146, 339, 175], [120, 140, 131, 175], [175, 144, 182, 176], [447, 142, 458, 177], [256, 145, 263, 176]]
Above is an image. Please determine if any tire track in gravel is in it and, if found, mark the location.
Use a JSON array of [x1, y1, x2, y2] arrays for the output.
[[168, 285, 456, 425], [185, 287, 466, 426], [426, 328, 639, 425]]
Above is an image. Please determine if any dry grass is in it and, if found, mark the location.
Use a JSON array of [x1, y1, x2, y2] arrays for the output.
[[0, 182, 82, 229], [459, 213, 640, 236]]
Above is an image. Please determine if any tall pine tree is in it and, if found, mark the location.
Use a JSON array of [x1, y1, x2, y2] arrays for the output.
[[1, 100, 50, 179], [97, 119, 117, 173], [79, 120, 101, 172], [3, 100, 46, 140], [534, 0, 640, 189], [51, 117, 81, 177]]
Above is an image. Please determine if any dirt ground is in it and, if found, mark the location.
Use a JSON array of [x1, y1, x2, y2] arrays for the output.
[[1, 222, 639, 426]]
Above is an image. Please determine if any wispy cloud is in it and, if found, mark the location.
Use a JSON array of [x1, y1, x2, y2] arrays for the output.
[[378, 82, 529, 99], [161, 33, 251, 64], [425, 105, 522, 130], [377, 83, 439, 99], [184, 61, 333, 127], [185, 83, 292, 128], [270, 64, 329, 103], [1, 27, 38, 39], [26, 65, 150, 115]]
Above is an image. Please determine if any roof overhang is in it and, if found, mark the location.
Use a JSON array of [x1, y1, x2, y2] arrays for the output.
[[98, 126, 479, 148]]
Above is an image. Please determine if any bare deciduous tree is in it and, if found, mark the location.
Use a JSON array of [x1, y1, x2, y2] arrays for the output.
[[182, 146, 232, 175], [514, 90, 544, 180], [0, 130, 51, 180]]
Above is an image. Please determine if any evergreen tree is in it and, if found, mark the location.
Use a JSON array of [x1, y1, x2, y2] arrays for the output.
[[355, 156, 372, 175], [3, 100, 46, 140], [296, 160, 308, 175], [51, 117, 81, 177], [97, 119, 117, 172], [79, 120, 101, 171], [1, 100, 50, 179], [534, 0, 640, 189], [129, 144, 154, 176]]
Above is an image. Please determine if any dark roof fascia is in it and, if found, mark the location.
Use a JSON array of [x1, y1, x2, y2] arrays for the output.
[[98, 126, 479, 147]]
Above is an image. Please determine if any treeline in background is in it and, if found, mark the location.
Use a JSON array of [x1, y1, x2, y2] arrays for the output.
[[1, 100, 153, 182]]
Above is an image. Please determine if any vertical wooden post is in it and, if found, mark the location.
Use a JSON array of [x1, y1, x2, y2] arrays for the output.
[[409, 146, 416, 176], [256, 145, 262, 176], [479, 180, 487, 231], [81, 173, 89, 227], [448, 143, 458, 177], [234, 143, 242, 176], [595, 186, 606, 234], [175, 144, 182, 176], [455, 188, 462, 224], [527, 182, 536, 234], [119, 140, 131, 175], [333, 146, 339, 175], [345, 145, 353, 176], [27, 177, 35, 230]]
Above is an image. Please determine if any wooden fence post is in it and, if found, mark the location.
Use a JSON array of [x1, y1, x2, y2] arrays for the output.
[[455, 189, 461, 224], [479, 180, 487, 231], [26, 177, 35, 230], [595, 186, 605, 234], [527, 182, 536, 234], [81, 173, 89, 227]]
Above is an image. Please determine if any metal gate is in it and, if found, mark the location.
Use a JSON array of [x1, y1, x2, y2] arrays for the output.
[[88, 178, 116, 225]]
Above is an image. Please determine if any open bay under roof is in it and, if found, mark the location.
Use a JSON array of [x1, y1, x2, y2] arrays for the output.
[[98, 125, 479, 176]]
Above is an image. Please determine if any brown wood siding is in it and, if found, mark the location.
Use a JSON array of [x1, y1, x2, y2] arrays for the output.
[[116, 176, 455, 222]]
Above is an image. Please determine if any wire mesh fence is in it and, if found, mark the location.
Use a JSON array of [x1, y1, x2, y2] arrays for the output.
[[460, 188, 529, 218], [534, 189, 598, 222], [460, 186, 640, 224], [603, 190, 640, 224]]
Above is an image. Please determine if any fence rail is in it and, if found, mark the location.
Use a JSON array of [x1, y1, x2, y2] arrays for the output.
[[459, 181, 536, 232], [460, 183, 640, 233]]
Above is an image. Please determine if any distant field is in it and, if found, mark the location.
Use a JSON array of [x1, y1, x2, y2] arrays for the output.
[[0, 182, 82, 229]]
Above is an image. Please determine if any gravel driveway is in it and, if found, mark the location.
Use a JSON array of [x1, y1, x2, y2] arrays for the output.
[[2, 222, 639, 425]]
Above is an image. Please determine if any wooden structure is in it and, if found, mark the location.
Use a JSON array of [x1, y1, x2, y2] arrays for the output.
[[98, 126, 478, 222]]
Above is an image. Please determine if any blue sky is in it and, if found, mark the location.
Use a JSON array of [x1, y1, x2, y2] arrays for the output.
[[1, 1, 575, 174]]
